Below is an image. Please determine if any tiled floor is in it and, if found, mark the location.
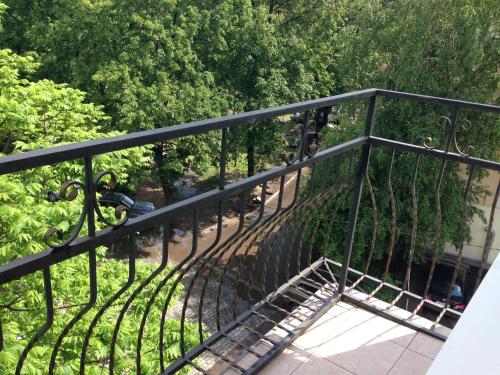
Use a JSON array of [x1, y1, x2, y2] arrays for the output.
[[258, 301, 443, 375]]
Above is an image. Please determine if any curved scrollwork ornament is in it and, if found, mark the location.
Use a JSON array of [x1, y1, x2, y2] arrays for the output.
[[453, 119, 475, 157], [44, 180, 87, 248], [423, 115, 474, 157], [93, 170, 129, 228], [44, 170, 129, 248]]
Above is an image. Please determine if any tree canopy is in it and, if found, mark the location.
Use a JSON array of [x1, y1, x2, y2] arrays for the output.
[[314, 0, 499, 275], [0, 0, 498, 373], [0, 45, 195, 375]]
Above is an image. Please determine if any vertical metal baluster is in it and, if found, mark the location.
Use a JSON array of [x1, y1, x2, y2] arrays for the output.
[[260, 192, 312, 297], [291, 110, 310, 205], [308, 162, 317, 196], [431, 168, 476, 328], [285, 185, 341, 286], [80, 232, 136, 374], [276, 175, 286, 211], [215, 192, 246, 330], [475, 180, 499, 292], [280, 208, 301, 285], [136, 222, 169, 375], [227, 183, 283, 312], [339, 96, 377, 294], [85, 157, 96, 238], [49, 157, 97, 375], [290, 191, 329, 282], [155, 130, 228, 370], [230, 193, 273, 318], [305, 183, 347, 269], [422, 108, 460, 301], [179, 210, 199, 357], [245, 182, 273, 299], [141, 218, 220, 374], [109, 232, 136, 375], [441, 166, 475, 315], [113, 225, 175, 374], [334, 153, 343, 184], [288, 195, 326, 285], [383, 149, 397, 282], [292, 206, 310, 279], [158, 211, 199, 371], [363, 170, 378, 275], [196, 200, 247, 343], [297, 185, 341, 274], [257, 181, 267, 221], [159, 205, 224, 365], [402, 155, 421, 297], [220, 127, 228, 189], [228, 187, 316, 310], [15, 267, 54, 375], [322, 186, 351, 257], [307, 196, 334, 268], [322, 186, 352, 283], [184, 128, 228, 345], [87, 159, 99, 341], [153, 209, 229, 370], [218, 190, 280, 322], [347, 148, 355, 176]]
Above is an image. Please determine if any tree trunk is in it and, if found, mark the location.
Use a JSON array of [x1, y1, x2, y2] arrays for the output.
[[246, 130, 256, 177], [153, 143, 173, 202]]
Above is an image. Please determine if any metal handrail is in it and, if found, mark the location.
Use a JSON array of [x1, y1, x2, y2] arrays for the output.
[[1, 88, 498, 175], [1, 88, 499, 375]]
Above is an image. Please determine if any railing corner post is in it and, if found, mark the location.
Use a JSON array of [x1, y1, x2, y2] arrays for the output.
[[339, 96, 377, 294]]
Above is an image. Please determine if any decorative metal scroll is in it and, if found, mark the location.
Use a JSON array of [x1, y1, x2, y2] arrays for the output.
[[44, 180, 87, 248], [44, 170, 128, 248], [423, 115, 474, 157], [93, 170, 129, 228]]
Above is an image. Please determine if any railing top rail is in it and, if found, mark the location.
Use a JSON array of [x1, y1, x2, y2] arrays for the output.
[[0, 88, 498, 175], [376, 89, 500, 113], [0, 89, 376, 175]]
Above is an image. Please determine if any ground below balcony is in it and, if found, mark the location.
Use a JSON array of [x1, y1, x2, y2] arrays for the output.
[[258, 300, 448, 375]]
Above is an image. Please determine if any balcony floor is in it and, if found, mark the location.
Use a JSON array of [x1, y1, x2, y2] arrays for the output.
[[257, 301, 444, 375]]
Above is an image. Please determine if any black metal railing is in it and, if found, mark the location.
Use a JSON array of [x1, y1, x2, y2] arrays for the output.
[[0, 89, 498, 374]]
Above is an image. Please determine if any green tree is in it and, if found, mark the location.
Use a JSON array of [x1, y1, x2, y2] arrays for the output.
[[1, 0, 348, 178], [316, 0, 499, 279], [1, 0, 230, 195], [0, 47, 197, 374], [195, 0, 347, 175]]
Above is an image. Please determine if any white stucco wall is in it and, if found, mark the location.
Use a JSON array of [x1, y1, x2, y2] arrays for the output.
[[444, 203, 499, 266]]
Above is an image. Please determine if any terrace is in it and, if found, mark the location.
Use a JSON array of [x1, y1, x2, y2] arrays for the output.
[[0, 89, 498, 374]]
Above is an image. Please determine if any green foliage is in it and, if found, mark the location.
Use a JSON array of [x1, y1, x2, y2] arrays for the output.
[[194, 0, 347, 175], [336, 0, 499, 103], [0, 0, 499, 372], [0, 0, 348, 179], [0, 249, 199, 375], [1, 0, 231, 191], [311, 0, 499, 276], [0, 48, 150, 258], [0, 48, 198, 374]]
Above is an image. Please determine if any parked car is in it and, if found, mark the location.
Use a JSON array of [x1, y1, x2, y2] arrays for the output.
[[426, 278, 466, 312], [99, 192, 155, 217]]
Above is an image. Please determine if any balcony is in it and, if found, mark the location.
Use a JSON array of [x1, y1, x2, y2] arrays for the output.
[[254, 297, 446, 375], [0, 89, 498, 375]]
